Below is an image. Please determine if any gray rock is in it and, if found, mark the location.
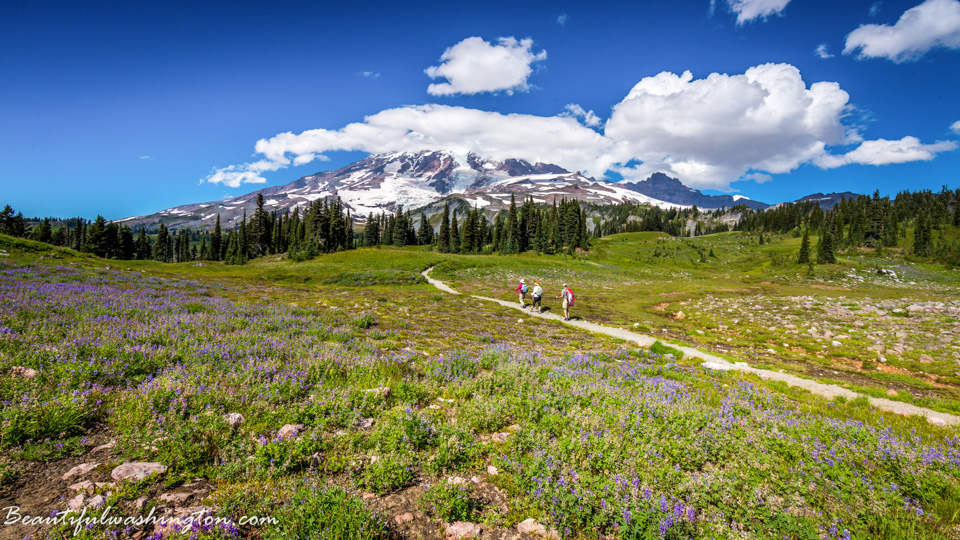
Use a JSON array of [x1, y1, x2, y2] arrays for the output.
[[518, 518, 559, 539], [277, 424, 304, 440], [67, 494, 85, 512], [62, 462, 100, 480], [11, 366, 38, 378], [111, 462, 167, 482], [223, 413, 245, 426], [91, 441, 115, 453], [445, 521, 481, 539]]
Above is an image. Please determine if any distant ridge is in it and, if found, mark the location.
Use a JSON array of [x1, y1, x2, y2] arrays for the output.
[[620, 172, 771, 210], [793, 192, 863, 210]]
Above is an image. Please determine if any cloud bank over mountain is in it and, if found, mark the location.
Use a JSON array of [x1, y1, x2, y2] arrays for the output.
[[206, 60, 956, 191]]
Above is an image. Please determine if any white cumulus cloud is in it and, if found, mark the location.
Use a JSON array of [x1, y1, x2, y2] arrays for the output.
[[951, 120, 960, 133], [425, 37, 547, 96], [556, 13, 568, 26], [604, 63, 857, 188], [817, 136, 958, 167], [561, 104, 601, 127], [844, 0, 960, 62], [727, 0, 792, 24], [815, 43, 834, 58], [205, 63, 957, 190]]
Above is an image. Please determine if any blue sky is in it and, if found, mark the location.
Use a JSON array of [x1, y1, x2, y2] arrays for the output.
[[2, 0, 959, 219]]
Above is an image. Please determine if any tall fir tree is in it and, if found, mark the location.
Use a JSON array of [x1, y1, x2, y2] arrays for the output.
[[797, 227, 811, 264], [449, 209, 460, 254], [437, 203, 450, 253]]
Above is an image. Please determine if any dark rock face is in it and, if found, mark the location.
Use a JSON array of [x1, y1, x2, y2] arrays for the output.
[[621, 172, 771, 210], [793, 192, 862, 210]]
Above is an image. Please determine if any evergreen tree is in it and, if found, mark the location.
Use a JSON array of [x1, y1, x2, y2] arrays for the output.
[[914, 208, 932, 256], [153, 224, 170, 262], [210, 214, 222, 260], [86, 215, 110, 257], [417, 213, 433, 245], [816, 216, 836, 264], [119, 226, 135, 259], [134, 227, 151, 260], [438, 203, 450, 253], [460, 207, 476, 253], [797, 227, 811, 264], [31, 218, 52, 244], [364, 213, 380, 246], [449, 209, 460, 254]]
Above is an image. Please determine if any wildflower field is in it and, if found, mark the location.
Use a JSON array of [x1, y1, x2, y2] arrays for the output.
[[1, 234, 959, 539]]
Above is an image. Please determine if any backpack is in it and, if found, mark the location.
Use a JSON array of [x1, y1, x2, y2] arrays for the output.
[[521, 284, 528, 294], [565, 288, 575, 305]]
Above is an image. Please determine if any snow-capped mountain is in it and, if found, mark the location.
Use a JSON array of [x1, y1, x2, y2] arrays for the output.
[[620, 172, 771, 210], [118, 151, 683, 230]]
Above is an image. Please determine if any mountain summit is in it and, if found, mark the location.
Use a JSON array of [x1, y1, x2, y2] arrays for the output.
[[119, 151, 682, 230], [621, 173, 770, 210]]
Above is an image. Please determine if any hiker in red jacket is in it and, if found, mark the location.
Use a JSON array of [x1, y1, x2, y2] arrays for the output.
[[558, 284, 575, 321], [514, 279, 528, 308]]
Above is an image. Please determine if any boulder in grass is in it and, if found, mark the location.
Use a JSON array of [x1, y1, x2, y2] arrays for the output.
[[277, 424, 304, 440], [518, 518, 560, 539], [223, 413, 245, 427], [111, 462, 167, 482], [445, 521, 481, 539], [11, 366, 38, 378], [62, 462, 100, 481], [363, 387, 390, 398], [67, 494, 85, 512]]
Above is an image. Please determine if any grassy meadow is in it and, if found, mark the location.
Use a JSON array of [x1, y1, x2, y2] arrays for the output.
[[1, 231, 959, 540]]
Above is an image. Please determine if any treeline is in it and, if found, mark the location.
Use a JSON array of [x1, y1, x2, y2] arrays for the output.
[[735, 187, 960, 266], [0, 193, 356, 264], [591, 203, 732, 237], [361, 195, 591, 255]]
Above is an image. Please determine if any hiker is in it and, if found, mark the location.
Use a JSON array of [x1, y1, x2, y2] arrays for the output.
[[514, 279, 528, 308], [530, 281, 543, 313], [557, 283, 575, 320]]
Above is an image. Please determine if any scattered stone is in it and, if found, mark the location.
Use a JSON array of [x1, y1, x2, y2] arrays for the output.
[[928, 417, 947, 427], [886, 389, 898, 397], [486, 465, 499, 475], [664, 353, 676, 360], [518, 319, 524, 324], [358, 418, 375, 429], [87, 495, 106, 507], [67, 480, 114, 492], [445, 521, 481, 539], [831, 341, 842, 347], [135, 496, 149, 510], [111, 462, 167, 482], [518, 518, 559, 539], [919, 354, 934, 364], [470, 475, 482, 484], [490, 432, 510, 443], [674, 311, 686, 320], [277, 424, 304, 440], [160, 492, 193, 504], [91, 441, 115, 453], [62, 462, 100, 480], [363, 387, 390, 398], [506, 424, 522, 431], [224, 413, 245, 426], [67, 494, 85, 512], [449, 476, 468, 485], [695, 329, 705, 335], [394, 512, 414, 525], [11, 366, 38, 378]]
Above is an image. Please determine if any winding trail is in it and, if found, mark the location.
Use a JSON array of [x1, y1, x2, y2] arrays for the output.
[[422, 267, 960, 426]]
